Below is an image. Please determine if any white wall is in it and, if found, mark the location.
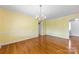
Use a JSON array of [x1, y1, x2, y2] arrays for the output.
[[71, 20, 79, 36]]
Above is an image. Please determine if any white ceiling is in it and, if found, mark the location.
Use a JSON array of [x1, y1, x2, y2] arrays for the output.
[[0, 5, 79, 19]]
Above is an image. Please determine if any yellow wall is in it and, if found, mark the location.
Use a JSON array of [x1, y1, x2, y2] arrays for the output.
[[0, 8, 38, 43], [0, 8, 79, 43], [42, 13, 79, 39], [45, 18, 69, 39]]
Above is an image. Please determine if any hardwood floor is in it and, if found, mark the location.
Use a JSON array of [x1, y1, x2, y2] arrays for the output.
[[44, 35, 69, 54], [0, 36, 47, 54], [0, 35, 79, 54]]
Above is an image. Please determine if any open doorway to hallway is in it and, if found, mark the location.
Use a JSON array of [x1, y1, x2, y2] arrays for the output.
[[69, 18, 79, 54]]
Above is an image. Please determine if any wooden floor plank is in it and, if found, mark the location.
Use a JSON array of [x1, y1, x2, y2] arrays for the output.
[[0, 35, 79, 54]]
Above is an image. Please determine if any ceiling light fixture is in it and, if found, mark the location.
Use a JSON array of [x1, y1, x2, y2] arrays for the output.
[[75, 18, 79, 21]]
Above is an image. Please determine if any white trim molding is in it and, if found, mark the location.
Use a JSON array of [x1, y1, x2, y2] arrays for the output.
[[1, 36, 38, 46]]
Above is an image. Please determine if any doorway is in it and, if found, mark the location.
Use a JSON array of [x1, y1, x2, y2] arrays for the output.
[[69, 18, 79, 53]]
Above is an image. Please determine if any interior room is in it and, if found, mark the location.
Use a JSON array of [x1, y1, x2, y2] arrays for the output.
[[0, 5, 79, 54]]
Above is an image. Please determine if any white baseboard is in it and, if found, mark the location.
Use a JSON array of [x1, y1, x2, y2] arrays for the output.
[[1, 36, 38, 46], [70, 34, 79, 37], [47, 34, 69, 39]]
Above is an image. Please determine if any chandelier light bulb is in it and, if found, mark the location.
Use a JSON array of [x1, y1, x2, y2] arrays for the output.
[[75, 18, 79, 21]]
